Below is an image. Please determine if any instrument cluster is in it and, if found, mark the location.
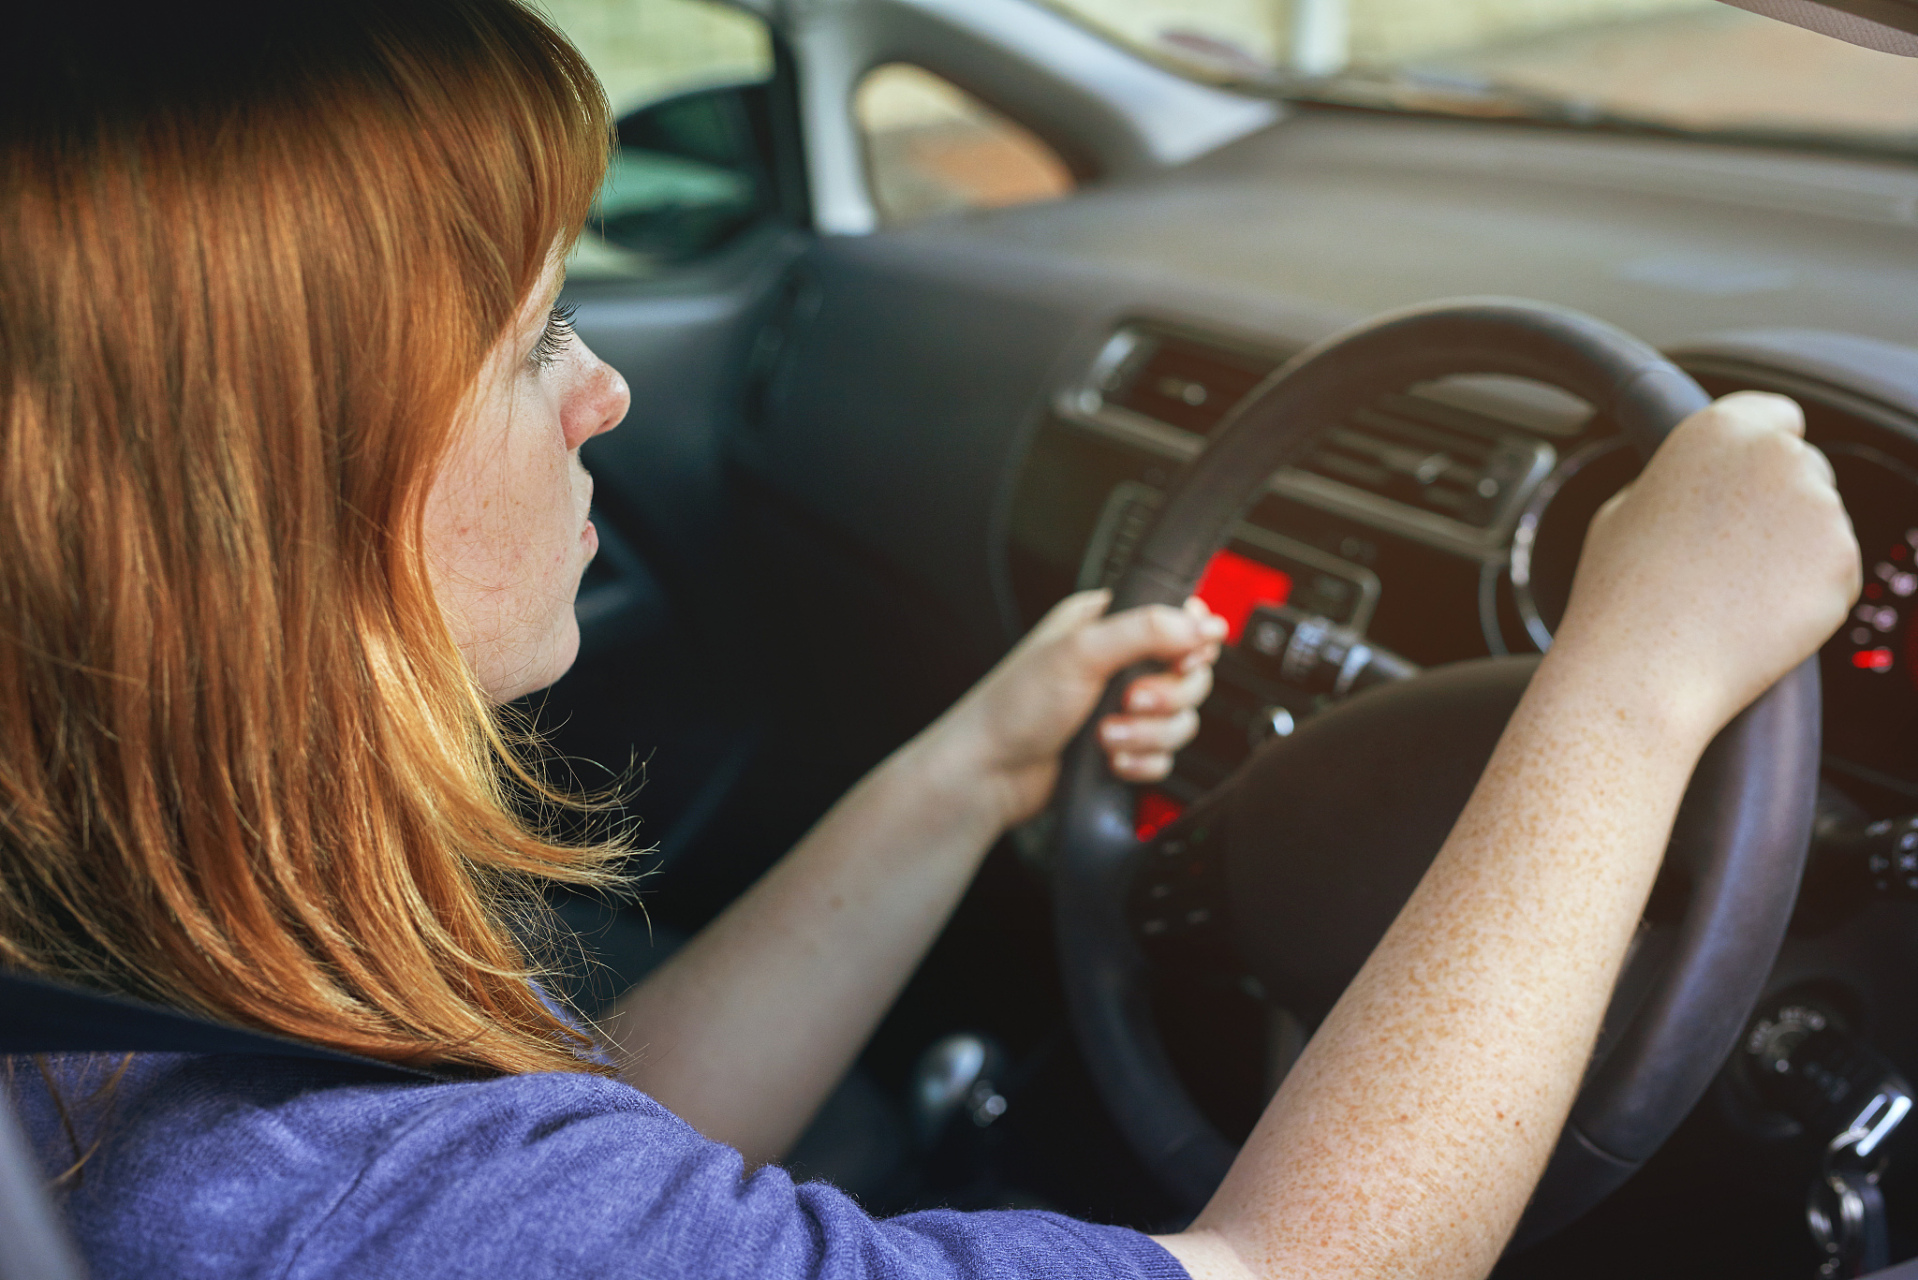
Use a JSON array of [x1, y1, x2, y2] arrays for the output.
[[1506, 412, 1918, 798]]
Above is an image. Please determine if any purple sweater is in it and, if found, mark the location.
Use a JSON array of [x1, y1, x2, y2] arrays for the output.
[[14, 1052, 1189, 1280]]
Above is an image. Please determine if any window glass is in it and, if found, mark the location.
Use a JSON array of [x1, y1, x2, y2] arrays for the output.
[[1041, 0, 1918, 152], [856, 64, 1076, 228], [541, 0, 771, 116], [540, 0, 777, 278]]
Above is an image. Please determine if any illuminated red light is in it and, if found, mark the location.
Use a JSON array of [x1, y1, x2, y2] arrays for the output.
[[1854, 647, 1895, 673], [1135, 790, 1185, 841], [1194, 549, 1292, 646]]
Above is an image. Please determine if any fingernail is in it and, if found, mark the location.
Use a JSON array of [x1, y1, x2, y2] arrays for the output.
[[1103, 722, 1134, 744], [1202, 616, 1228, 638]]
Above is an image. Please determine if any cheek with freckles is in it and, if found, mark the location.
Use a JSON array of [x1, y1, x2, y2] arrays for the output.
[[424, 374, 589, 703]]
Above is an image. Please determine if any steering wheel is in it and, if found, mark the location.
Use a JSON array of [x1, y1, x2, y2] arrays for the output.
[[1051, 298, 1821, 1245]]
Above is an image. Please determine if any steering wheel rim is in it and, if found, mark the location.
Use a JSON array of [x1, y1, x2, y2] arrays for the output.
[[1050, 297, 1822, 1242]]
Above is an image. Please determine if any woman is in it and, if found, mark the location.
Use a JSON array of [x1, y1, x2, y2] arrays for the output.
[[0, 3, 1859, 1279]]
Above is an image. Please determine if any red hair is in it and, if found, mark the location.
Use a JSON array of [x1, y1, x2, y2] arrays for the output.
[[0, 1, 621, 1075]]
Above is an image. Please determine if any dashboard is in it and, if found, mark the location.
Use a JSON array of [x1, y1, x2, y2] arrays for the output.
[[982, 308, 1918, 1261], [1005, 318, 1918, 817], [683, 97, 1918, 1258], [531, 22, 1918, 1253]]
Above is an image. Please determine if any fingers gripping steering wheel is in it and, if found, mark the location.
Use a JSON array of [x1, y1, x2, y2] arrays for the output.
[[1051, 299, 1821, 1244]]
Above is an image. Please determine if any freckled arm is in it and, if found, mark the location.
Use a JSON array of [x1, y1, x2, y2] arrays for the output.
[[597, 723, 1005, 1169], [1157, 391, 1860, 1280], [598, 592, 1225, 1169], [1158, 655, 1705, 1280]]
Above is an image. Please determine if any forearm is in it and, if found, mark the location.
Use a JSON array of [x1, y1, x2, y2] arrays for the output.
[[600, 718, 1004, 1166], [1169, 650, 1711, 1280], [599, 592, 1223, 1166]]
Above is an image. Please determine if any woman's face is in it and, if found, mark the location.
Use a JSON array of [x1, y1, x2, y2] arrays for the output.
[[423, 252, 628, 703]]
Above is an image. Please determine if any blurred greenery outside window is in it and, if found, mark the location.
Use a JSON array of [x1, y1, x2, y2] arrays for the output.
[[855, 64, 1077, 228], [1042, 0, 1918, 150], [542, 0, 775, 279]]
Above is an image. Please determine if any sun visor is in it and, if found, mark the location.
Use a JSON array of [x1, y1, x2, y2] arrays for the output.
[[1718, 0, 1918, 54]]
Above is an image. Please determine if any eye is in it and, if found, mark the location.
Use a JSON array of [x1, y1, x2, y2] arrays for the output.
[[528, 301, 578, 370]]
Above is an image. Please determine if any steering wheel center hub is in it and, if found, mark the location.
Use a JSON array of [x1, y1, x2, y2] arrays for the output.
[[1227, 657, 1537, 1025]]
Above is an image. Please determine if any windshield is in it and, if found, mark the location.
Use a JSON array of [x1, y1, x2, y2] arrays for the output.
[[1041, 0, 1918, 155]]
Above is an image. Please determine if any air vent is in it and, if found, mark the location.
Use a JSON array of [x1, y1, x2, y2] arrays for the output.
[[1300, 393, 1546, 531], [1086, 325, 1554, 536], [1103, 330, 1277, 435]]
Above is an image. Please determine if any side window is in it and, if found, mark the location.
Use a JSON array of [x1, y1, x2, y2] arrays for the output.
[[541, 0, 778, 278], [854, 64, 1076, 229]]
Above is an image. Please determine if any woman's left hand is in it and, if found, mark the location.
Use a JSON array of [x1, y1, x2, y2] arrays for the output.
[[937, 589, 1227, 834]]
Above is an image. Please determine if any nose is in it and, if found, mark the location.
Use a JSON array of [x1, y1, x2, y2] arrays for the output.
[[562, 341, 630, 450]]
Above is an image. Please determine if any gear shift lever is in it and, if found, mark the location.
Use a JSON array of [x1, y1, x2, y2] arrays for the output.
[[908, 1033, 1009, 1148]]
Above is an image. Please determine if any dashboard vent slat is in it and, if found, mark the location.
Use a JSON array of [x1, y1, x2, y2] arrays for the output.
[[1105, 331, 1276, 436], [1090, 325, 1555, 536], [1313, 400, 1513, 527]]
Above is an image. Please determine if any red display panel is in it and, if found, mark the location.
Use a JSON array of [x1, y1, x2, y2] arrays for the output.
[[1193, 549, 1293, 646]]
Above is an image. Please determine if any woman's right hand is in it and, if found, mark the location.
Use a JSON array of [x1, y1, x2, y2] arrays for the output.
[[1167, 393, 1859, 1280], [1550, 390, 1861, 744]]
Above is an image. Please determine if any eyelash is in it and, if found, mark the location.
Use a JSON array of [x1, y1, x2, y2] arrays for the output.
[[528, 302, 578, 370]]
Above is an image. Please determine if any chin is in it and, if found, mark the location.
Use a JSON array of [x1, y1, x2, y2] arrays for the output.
[[531, 618, 584, 698], [488, 617, 582, 705]]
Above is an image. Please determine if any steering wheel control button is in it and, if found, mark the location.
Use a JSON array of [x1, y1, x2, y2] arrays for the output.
[[1128, 810, 1232, 969]]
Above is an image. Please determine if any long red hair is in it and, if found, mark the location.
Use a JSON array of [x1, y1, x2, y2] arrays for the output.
[[0, 1, 622, 1075]]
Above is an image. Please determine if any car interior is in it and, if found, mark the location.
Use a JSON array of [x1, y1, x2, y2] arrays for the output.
[[11, 0, 1918, 1276]]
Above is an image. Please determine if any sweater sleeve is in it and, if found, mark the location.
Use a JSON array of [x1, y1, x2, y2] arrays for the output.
[[281, 1069, 1191, 1280]]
